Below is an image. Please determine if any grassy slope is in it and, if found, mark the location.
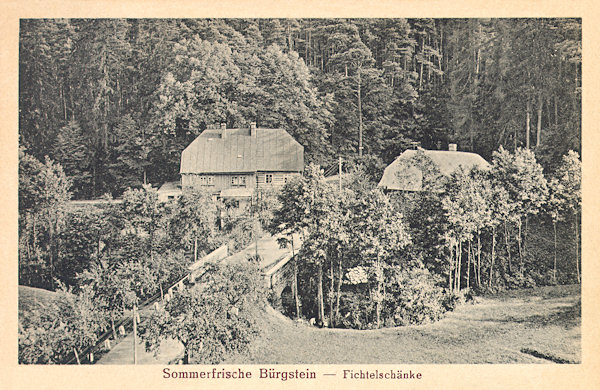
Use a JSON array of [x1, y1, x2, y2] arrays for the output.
[[18, 285, 63, 320], [225, 284, 580, 364]]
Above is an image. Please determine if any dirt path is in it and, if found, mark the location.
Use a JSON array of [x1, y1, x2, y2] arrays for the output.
[[96, 332, 183, 365]]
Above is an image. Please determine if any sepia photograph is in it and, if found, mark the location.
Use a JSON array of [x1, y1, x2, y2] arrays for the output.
[[16, 17, 583, 368]]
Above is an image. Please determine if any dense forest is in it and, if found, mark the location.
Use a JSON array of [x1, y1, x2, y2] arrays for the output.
[[20, 18, 581, 198]]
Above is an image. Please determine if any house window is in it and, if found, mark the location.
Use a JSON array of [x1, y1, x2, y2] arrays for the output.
[[231, 176, 246, 187], [199, 176, 214, 186], [265, 174, 273, 184]]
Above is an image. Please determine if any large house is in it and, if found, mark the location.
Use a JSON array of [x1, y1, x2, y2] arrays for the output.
[[179, 122, 304, 202], [378, 144, 489, 191]]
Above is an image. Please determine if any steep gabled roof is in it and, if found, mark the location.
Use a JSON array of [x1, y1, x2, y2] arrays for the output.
[[180, 127, 304, 174], [378, 149, 490, 191]]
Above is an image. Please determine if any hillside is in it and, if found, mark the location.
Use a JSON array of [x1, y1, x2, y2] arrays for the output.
[[225, 284, 580, 364], [18, 285, 63, 318]]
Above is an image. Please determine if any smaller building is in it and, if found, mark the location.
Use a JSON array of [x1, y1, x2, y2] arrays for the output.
[[157, 181, 182, 202], [378, 144, 490, 191]]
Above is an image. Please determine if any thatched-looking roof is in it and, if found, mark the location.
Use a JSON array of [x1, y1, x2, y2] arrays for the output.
[[377, 149, 490, 191], [180, 127, 304, 174]]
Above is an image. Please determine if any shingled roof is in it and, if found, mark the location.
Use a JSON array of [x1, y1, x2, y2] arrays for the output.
[[378, 149, 490, 191], [180, 127, 304, 174]]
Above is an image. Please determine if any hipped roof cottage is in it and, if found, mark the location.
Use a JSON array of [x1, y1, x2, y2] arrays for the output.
[[378, 144, 489, 192]]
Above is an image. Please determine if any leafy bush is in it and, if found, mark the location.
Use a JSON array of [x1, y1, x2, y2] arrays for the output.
[[140, 262, 267, 364], [384, 267, 447, 326], [337, 291, 375, 330], [19, 285, 106, 364]]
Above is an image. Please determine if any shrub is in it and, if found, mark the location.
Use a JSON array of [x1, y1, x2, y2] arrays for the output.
[[140, 262, 267, 364], [385, 267, 447, 326], [337, 290, 375, 330]]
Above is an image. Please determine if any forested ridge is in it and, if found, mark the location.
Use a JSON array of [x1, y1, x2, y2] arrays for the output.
[[20, 18, 581, 198]]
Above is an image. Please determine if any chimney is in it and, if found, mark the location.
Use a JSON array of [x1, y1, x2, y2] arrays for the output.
[[220, 122, 227, 139], [448, 143, 457, 152], [250, 122, 256, 137]]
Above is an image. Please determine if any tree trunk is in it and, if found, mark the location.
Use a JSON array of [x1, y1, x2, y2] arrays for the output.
[[467, 240, 471, 289], [526, 98, 531, 149], [574, 211, 580, 283], [517, 218, 523, 273], [357, 68, 363, 157], [286, 20, 292, 52], [553, 220, 558, 283], [536, 93, 543, 147], [554, 95, 559, 126], [182, 345, 189, 364], [194, 238, 198, 263], [455, 242, 460, 292], [419, 37, 424, 90], [61, 86, 67, 121], [453, 242, 458, 292], [477, 231, 481, 286], [48, 211, 55, 290], [504, 221, 512, 273], [523, 215, 529, 263], [292, 239, 301, 319], [456, 241, 462, 291], [305, 29, 309, 66], [448, 243, 454, 291], [375, 255, 382, 329], [32, 214, 37, 258], [92, 164, 97, 198], [111, 316, 117, 340], [317, 262, 325, 325], [335, 251, 343, 323], [329, 255, 334, 327], [489, 225, 496, 287]]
